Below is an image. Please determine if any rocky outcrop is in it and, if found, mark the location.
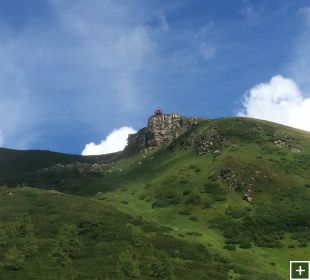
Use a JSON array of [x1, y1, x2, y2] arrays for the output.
[[272, 131, 302, 152], [196, 128, 224, 155], [124, 113, 198, 154]]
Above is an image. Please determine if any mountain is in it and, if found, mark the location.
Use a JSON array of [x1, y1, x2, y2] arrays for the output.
[[0, 114, 309, 280]]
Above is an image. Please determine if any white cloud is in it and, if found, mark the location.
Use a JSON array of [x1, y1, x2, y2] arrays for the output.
[[81, 127, 136, 155], [238, 75, 310, 131]]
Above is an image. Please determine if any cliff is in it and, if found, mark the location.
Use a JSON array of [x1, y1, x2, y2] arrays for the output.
[[124, 113, 198, 154]]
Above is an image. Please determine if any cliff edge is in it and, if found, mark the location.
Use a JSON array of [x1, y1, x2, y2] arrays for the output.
[[124, 113, 198, 154]]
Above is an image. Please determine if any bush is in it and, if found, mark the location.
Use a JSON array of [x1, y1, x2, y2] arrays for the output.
[[225, 207, 247, 219], [0, 223, 9, 248], [182, 189, 191, 195], [51, 224, 82, 266], [117, 251, 140, 279], [204, 182, 226, 200], [223, 244, 236, 250], [4, 247, 25, 271], [239, 241, 251, 249], [188, 164, 198, 170], [179, 210, 191, 216], [298, 241, 308, 247], [189, 216, 198, 222], [21, 237, 39, 257], [179, 179, 189, 184], [18, 214, 35, 236], [149, 259, 173, 280], [185, 194, 201, 205], [50, 248, 72, 267], [152, 192, 180, 208], [139, 194, 146, 200], [202, 199, 213, 209], [214, 196, 227, 201]]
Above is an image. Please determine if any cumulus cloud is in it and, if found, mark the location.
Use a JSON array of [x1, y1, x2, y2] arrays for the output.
[[238, 75, 310, 131], [81, 127, 136, 155]]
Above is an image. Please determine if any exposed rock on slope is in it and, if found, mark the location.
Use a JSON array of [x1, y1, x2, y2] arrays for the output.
[[124, 113, 198, 154], [196, 128, 224, 155]]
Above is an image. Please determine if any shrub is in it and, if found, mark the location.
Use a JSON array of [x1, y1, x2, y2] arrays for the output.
[[179, 179, 190, 184], [185, 194, 201, 205], [117, 251, 140, 279], [51, 224, 82, 266], [202, 199, 213, 209], [152, 192, 180, 208], [204, 181, 226, 199], [225, 207, 247, 219], [18, 214, 35, 236], [139, 194, 146, 200], [188, 164, 198, 170], [149, 259, 173, 280], [50, 248, 72, 267], [298, 241, 308, 247], [179, 210, 191, 216], [0, 223, 9, 248], [223, 244, 236, 250], [189, 216, 198, 222], [239, 241, 251, 249], [214, 196, 227, 201], [21, 237, 39, 257], [4, 247, 25, 271], [182, 189, 191, 195]]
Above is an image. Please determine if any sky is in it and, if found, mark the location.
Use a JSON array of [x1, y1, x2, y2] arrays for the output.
[[0, 0, 310, 155]]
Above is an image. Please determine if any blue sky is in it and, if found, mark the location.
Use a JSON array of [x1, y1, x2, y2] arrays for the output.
[[0, 0, 310, 154]]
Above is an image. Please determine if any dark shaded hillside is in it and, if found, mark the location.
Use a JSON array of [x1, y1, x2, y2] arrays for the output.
[[0, 148, 123, 185], [0, 187, 228, 280]]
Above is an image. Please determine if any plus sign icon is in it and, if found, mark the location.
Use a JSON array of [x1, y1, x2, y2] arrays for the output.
[[290, 261, 310, 280]]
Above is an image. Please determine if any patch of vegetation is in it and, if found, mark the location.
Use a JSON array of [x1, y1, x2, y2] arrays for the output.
[[0, 187, 229, 280], [152, 191, 180, 208], [210, 190, 310, 248]]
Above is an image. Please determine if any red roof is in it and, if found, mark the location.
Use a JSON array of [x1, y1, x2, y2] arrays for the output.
[[154, 109, 163, 115]]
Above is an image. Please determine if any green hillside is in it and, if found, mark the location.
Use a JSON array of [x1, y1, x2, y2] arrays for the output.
[[0, 117, 309, 280]]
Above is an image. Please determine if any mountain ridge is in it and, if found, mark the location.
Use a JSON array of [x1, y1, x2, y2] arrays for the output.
[[0, 115, 309, 280]]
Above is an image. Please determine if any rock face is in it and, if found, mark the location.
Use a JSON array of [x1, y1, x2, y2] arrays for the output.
[[124, 113, 198, 154], [196, 128, 224, 155]]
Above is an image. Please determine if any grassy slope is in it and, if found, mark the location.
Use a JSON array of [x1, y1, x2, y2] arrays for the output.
[[0, 117, 309, 280], [96, 118, 310, 280], [0, 187, 228, 280]]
